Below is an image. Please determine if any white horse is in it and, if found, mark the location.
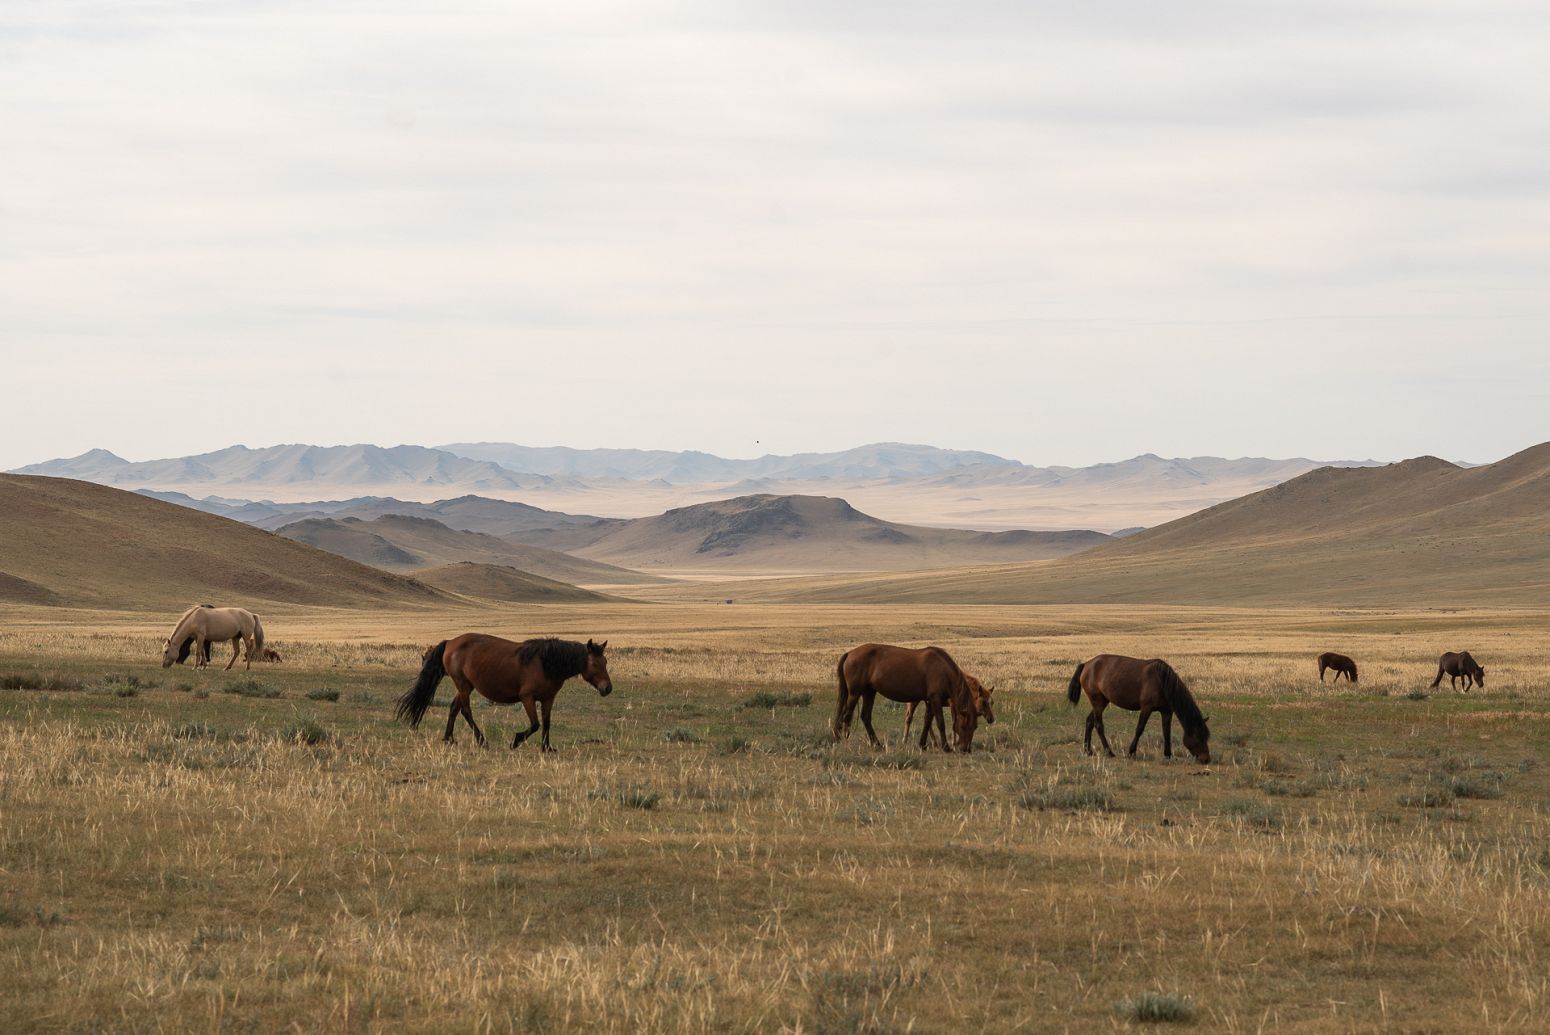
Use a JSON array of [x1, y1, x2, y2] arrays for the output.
[[161, 605, 266, 671]]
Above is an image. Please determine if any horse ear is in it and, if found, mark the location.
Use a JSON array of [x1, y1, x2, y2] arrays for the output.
[[586, 639, 596, 652], [600, 640, 608, 651]]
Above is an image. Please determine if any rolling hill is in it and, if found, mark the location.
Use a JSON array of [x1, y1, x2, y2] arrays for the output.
[[0, 475, 448, 609], [507, 494, 1111, 572], [411, 563, 615, 603], [274, 515, 664, 585], [756, 444, 1550, 605]]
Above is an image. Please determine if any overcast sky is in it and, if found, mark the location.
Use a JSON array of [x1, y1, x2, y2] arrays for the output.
[[2, 1, 1547, 470]]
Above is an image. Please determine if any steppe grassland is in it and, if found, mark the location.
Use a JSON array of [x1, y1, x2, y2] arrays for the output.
[[3, 602, 1550, 1033]]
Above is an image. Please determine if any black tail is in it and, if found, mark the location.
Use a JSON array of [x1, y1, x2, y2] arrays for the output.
[[396, 640, 448, 727], [832, 651, 850, 738], [1066, 662, 1086, 705]]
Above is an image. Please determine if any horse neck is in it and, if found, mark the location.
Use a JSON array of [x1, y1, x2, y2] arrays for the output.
[[171, 607, 203, 638]]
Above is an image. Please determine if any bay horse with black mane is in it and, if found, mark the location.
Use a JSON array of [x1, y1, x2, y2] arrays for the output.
[[1067, 654, 1211, 763], [833, 643, 979, 752], [397, 634, 614, 751], [1431, 651, 1485, 691], [1317, 652, 1358, 683]]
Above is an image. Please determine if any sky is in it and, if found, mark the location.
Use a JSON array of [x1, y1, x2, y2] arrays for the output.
[[2, 0, 1548, 471]]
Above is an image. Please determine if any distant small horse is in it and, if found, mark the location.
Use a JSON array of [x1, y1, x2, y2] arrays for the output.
[[1067, 655, 1211, 764], [1317, 652, 1358, 683], [904, 674, 995, 747], [397, 635, 614, 751], [833, 643, 978, 752], [161, 605, 265, 671], [1431, 651, 1485, 691]]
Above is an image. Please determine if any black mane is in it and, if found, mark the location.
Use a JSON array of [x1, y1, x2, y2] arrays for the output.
[[517, 638, 589, 682]]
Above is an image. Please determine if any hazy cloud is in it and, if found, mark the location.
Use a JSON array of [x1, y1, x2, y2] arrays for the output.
[[2, 0, 1548, 469]]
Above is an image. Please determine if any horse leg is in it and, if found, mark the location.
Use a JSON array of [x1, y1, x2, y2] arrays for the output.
[[1161, 711, 1174, 758], [836, 689, 862, 741], [1127, 708, 1153, 757], [224, 637, 241, 671], [539, 696, 555, 752], [1084, 712, 1096, 755], [903, 701, 916, 746], [859, 691, 882, 749], [443, 695, 460, 743], [1093, 702, 1116, 757], [932, 699, 952, 752], [511, 697, 540, 749], [193, 635, 207, 669], [1319, 663, 1326, 682], [460, 696, 485, 746]]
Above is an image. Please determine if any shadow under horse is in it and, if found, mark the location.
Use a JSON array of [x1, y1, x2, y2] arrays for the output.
[[1067, 654, 1211, 763]]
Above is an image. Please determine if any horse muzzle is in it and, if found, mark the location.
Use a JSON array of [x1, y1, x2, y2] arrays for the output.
[[598, 685, 613, 697]]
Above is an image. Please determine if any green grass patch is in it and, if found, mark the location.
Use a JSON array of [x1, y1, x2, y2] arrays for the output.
[[222, 678, 281, 699], [1118, 992, 1196, 1023], [304, 688, 341, 702], [742, 691, 811, 709]]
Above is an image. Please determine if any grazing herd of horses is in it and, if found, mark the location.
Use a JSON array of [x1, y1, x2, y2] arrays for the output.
[[159, 607, 1487, 761]]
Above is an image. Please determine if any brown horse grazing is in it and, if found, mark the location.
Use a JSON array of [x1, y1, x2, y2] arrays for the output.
[[833, 643, 978, 752], [904, 674, 995, 747], [1067, 655, 1211, 763], [396, 635, 614, 751], [260, 647, 284, 663], [161, 605, 266, 671], [1317, 652, 1358, 683], [1431, 651, 1485, 691]]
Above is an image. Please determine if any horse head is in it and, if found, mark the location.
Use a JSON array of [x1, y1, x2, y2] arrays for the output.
[[161, 638, 179, 668], [583, 639, 613, 696], [1183, 715, 1211, 765], [964, 674, 995, 724]]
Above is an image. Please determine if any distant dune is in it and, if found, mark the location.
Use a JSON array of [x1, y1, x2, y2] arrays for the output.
[[756, 444, 1550, 605], [0, 475, 447, 609], [508, 493, 1111, 573], [274, 514, 665, 585]]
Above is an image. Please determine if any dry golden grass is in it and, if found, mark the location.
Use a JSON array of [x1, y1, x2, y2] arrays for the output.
[[3, 602, 1550, 1032]]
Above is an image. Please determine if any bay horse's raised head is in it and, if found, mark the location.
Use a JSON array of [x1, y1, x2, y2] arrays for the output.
[[584, 639, 613, 696], [964, 674, 995, 725]]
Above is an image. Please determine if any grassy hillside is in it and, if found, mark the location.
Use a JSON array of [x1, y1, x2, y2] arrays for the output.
[[0, 475, 447, 609], [411, 562, 618, 603], [511, 494, 1110, 572], [275, 514, 665, 585], [751, 444, 1550, 605]]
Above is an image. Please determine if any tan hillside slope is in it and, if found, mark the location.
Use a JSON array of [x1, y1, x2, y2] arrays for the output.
[[411, 562, 617, 603], [0, 475, 447, 609], [767, 444, 1550, 605], [512, 494, 1111, 573], [275, 514, 665, 586]]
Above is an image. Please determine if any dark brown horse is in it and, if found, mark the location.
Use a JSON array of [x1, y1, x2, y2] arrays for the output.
[[396, 634, 613, 751], [1431, 651, 1485, 691], [1067, 655, 1210, 763], [1317, 652, 1358, 683], [833, 643, 978, 752], [904, 674, 995, 747]]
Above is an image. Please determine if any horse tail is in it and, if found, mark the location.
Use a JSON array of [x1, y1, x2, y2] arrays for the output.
[[1067, 662, 1086, 705], [396, 640, 448, 727], [1348, 660, 1357, 683], [832, 651, 850, 738], [1153, 661, 1203, 730], [251, 613, 266, 656]]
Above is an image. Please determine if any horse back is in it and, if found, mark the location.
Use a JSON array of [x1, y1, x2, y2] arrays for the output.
[[843, 643, 961, 703], [1081, 654, 1162, 710]]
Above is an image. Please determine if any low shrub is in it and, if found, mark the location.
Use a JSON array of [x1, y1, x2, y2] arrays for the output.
[[222, 678, 281, 699], [305, 688, 341, 702], [742, 692, 811, 709], [1118, 992, 1196, 1023]]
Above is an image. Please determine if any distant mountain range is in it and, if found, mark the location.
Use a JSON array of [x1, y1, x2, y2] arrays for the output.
[[9, 441, 1388, 531], [772, 443, 1550, 607]]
